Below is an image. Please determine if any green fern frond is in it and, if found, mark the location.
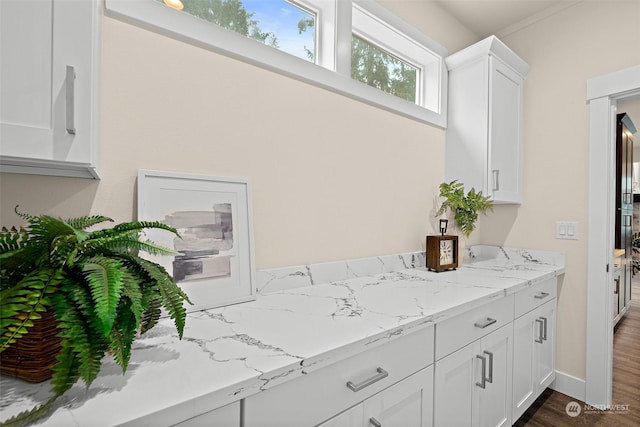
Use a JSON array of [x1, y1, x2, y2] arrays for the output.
[[13, 206, 37, 223], [89, 220, 179, 240], [51, 293, 107, 386], [60, 278, 106, 334], [109, 302, 138, 371], [81, 257, 124, 335], [65, 215, 113, 231], [81, 234, 176, 258], [120, 271, 144, 326], [0, 269, 59, 352], [140, 293, 162, 335], [50, 339, 81, 397], [136, 258, 189, 338], [0, 226, 28, 254], [0, 395, 60, 427]]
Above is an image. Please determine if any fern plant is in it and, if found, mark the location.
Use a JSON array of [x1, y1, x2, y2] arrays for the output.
[[0, 207, 191, 426], [436, 180, 493, 237]]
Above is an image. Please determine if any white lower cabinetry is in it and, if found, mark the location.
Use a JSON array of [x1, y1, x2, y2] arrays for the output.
[[319, 367, 433, 427], [241, 278, 558, 427], [434, 323, 513, 427], [512, 299, 556, 422]]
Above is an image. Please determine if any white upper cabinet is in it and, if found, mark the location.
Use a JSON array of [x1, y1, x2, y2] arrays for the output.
[[0, 0, 100, 179], [445, 36, 529, 204]]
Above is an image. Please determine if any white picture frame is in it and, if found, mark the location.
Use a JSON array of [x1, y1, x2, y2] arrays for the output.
[[137, 170, 256, 312]]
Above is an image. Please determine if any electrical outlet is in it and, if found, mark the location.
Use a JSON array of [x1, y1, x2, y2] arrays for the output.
[[556, 221, 578, 240]]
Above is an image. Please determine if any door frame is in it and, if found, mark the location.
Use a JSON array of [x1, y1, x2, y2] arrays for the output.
[[586, 64, 640, 407]]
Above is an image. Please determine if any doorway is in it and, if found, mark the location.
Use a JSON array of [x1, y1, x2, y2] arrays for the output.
[[586, 64, 640, 407]]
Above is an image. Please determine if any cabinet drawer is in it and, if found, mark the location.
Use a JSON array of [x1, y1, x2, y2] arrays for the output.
[[514, 278, 557, 318], [435, 295, 514, 361], [244, 325, 434, 427]]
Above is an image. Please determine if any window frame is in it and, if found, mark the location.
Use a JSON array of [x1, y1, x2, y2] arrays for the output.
[[105, 0, 448, 127]]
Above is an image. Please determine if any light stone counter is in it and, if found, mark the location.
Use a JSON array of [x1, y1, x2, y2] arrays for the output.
[[0, 246, 564, 426]]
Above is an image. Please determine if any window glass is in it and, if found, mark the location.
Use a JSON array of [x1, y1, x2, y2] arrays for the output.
[[351, 35, 417, 103], [161, 0, 316, 62]]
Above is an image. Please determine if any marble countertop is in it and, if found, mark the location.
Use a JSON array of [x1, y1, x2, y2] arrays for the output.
[[0, 246, 564, 426]]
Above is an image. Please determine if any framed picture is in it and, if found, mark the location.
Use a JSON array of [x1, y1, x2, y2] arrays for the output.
[[137, 170, 256, 312]]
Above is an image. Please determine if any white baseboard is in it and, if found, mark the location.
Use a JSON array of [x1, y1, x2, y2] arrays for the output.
[[550, 370, 586, 401]]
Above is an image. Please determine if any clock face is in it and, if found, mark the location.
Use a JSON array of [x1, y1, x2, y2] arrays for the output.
[[440, 240, 454, 265]]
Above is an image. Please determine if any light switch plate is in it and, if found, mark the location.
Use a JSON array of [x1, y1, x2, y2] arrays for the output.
[[556, 221, 578, 240]]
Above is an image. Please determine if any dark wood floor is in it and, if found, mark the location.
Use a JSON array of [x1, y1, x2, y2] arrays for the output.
[[514, 303, 640, 426]]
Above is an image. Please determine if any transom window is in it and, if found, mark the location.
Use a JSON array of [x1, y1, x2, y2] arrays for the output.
[[351, 34, 418, 104], [160, 0, 317, 62], [107, 0, 448, 126]]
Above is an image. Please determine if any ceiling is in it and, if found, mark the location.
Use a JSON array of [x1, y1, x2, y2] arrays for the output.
[[435, 0, 582, 38]]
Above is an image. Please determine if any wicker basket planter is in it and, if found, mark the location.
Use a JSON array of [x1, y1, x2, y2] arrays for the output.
[[0, 310, 61, 383]]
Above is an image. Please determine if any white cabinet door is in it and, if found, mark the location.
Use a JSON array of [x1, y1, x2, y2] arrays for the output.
[[434, 339, 476, 427], [317, 404, 364, 427], [445, 36, 528, 205], [488, 57, 523, 204], [512, 299, 556, 422], [475, 324, 512, 427], [534, 301, 556, 391], [318, 367, 434, 427], [512, 311, 537, 421], [364, 366, 433, 427], [0, 0, 100, 178], [434, 324, 512, 427]]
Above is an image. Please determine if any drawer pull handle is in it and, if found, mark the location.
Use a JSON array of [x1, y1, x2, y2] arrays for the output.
[[534, 292, 550, 299], [66, 65, 76, 135], [369, 417, 382, 427], [535, 318, 544, 343], [474, 317, 497, 329], [476, 354, 487, 389], [540, 316, 548, 341], [484, 350, 494, 384], [346, 367, 388, 392]]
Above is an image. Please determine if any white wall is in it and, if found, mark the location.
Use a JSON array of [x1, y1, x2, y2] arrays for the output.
[[479, 0, 640, 381], [0, 1, 476, 270]]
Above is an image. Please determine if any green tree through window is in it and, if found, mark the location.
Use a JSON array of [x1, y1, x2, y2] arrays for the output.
[[178, 0, 279, 47], [161, 0, 317, 61], [351, 35, 417, 103]]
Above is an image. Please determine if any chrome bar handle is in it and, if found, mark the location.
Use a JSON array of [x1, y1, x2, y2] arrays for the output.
[[492, 170, 500, 191], [540, 316, 548, 341], [484, 350, 494, 384], [534, 292, 550, 300], [476, 354, 487, 389], [474, 317, 497, 329], [369, 417, 382, 427], [346, 367, 388, 392], [535, 319, 544, 344], [615, 277, 620, 294], [65, 65, 76, 135]]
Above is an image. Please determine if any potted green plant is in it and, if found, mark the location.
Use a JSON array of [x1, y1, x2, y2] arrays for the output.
[[0, 207, 191, 425], [436, 180, 493, 237]]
